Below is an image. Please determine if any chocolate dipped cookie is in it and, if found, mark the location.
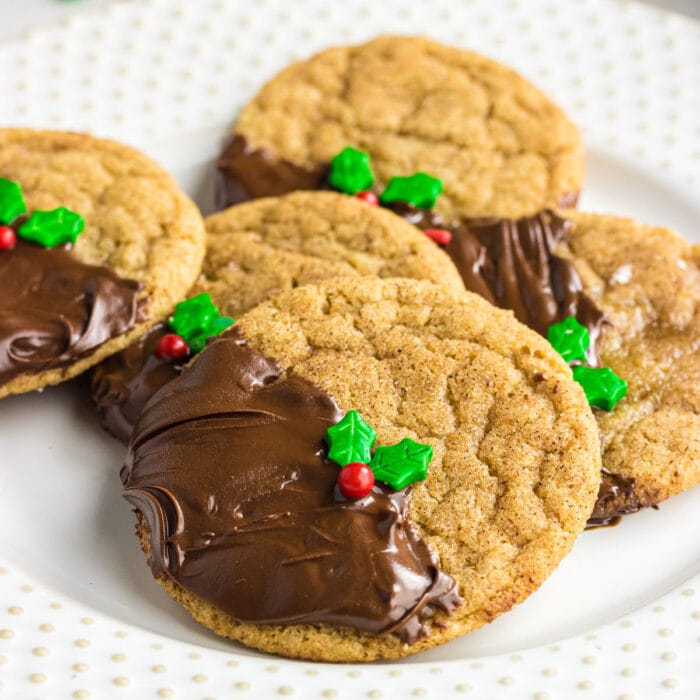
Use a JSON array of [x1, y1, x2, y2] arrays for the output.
[[91, 190, 464, 442], [0, 129, 205, 398], [417, 208, 700, 524], [122, 277, 601, 661], [561, 212, 700, 519], [217, 35, 583, 219]]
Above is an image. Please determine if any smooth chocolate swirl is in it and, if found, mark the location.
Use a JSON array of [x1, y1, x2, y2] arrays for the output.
[[123, 333, 461, 642], [90, 323, 179, 443], [444, 211, 606, 366], [585, 468, 641, 529], [0, 239, 142, 387]]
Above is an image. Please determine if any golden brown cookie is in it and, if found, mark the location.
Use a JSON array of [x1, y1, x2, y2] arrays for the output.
[[413, 208, 699, 521], [201, 189, 465, 314], [123, 277, 601, 661], [219, 35, 583, 219], [91, 190, 465, 441], [0, 129, 205, 398], [559, 212, 700, 509]]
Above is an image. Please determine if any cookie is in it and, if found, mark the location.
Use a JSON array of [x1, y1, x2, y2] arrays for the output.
[[430, 208, 700, 523], [217, 35, 583, 220], [122, 277, 601, 661], [91, 190, 465, 442], [0, 129, 205, 398], [562, 212, 700, 515]]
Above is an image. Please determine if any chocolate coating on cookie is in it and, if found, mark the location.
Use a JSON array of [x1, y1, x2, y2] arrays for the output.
[[586, 468, 640, 528], [123, 332, 461, 642], [216, 136, 579, 216], [0, 128, 206, 399], [0, 239, 142, 387], [216, 135, 328, 209], [90, 323, 178, 443], [445, 211, 606, 366]]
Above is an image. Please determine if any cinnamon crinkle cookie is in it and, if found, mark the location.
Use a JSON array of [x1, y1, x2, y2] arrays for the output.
[[122, 277, 601, 661], [0, 128, 205, 398]]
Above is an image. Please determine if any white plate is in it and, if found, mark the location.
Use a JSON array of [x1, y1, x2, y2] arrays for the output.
[[0, 0, 699, 697]]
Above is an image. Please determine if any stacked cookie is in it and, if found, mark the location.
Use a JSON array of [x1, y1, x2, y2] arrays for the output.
[[3, 35, 697, 663]]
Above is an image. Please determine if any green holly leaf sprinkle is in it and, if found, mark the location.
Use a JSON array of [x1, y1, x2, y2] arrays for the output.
[[572, 365, 628, 411], [168, 293, 235, 353], [547, 316, 590, 364], [169, 293, 219, 341], [325, 410, 377, 466], [207, 315, 235, 336], [380, 172, 443, 209], [18, 207, 85, 247], [369, 437, 433, 491], [328, 146, 375, 195], [188, 315, 235, 353], [0, 178, 27, 225]]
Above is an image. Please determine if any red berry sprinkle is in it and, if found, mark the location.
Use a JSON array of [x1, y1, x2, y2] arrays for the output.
[[337, 462, 375, 499], [0, 225, 17, 251], [156, 333, 189, 361], [355, 190, 379, 206], [423, 228, 452, 246]]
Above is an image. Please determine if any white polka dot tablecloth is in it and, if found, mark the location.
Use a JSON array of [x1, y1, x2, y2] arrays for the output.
[[0, 0, 699, 698]]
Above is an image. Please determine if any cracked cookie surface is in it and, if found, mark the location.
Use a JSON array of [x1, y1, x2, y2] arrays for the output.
[[231, 35, 583, 219], [559, 212, 700, 508], [0, 129, 205, 397], [199, 190, 465, 316], [137, 277, 600, 661], [90, 191, 465, 442]]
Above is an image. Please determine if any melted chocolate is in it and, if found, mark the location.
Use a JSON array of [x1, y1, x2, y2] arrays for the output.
[[215, 134, 328, 210], [445, 211, 606, 366], [90, 323, 180, 443], [384, 205, 606, 365], [122, 333, 461, 642], [0, 239, 142, 387], [585, 468, 641, 529]]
